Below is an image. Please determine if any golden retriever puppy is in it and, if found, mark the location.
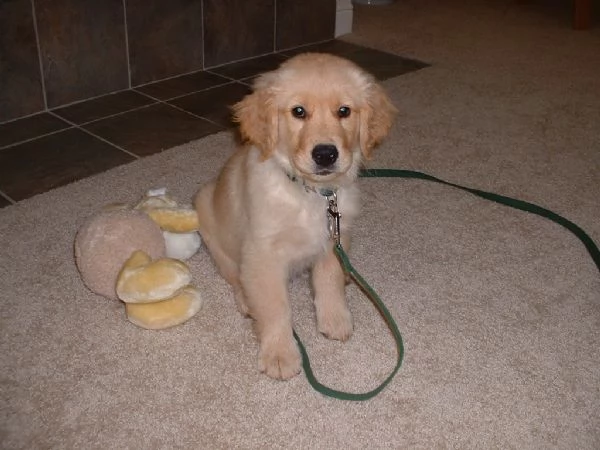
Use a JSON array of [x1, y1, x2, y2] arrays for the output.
[[195, 53, 396, 379]]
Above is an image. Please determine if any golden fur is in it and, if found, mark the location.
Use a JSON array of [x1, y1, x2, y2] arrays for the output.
[[195, 53, 396, 379]]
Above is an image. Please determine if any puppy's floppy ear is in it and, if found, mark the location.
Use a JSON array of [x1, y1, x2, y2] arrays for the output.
[[232, 79, 278, 160], [359, 82, 397, 159]]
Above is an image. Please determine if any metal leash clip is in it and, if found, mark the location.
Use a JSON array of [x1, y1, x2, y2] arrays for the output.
[[326, 192, 341, 245]]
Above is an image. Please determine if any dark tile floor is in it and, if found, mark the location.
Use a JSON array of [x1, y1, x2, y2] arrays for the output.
[[0, 41, 429, 208]]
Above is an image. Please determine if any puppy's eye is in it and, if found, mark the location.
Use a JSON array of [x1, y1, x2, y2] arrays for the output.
[[337, 106, 351, 118], [291, 106, 306, 119]]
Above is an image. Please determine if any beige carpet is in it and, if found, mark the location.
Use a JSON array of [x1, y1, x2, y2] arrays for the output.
[[2, 1, 599, 448]]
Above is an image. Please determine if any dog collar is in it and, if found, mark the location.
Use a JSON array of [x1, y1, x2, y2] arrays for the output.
[[286, 172, 336, 197]]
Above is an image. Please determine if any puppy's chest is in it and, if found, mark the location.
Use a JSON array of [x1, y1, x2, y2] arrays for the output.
[[255, 190, 334, 258], [281, 194, 330, 244]]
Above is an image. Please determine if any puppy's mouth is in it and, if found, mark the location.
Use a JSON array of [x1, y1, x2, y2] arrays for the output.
[[299, 166, 342, 182], [315, 169, 334, 176]]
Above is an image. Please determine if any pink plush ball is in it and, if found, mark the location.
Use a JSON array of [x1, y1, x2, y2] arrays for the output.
[[74, 210, 166, 300]]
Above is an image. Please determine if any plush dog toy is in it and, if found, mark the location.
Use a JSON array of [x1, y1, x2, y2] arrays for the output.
[[74, 189, 203, 330]]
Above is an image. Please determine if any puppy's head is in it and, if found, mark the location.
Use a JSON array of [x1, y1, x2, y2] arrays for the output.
[[233, 53, 397, 185]]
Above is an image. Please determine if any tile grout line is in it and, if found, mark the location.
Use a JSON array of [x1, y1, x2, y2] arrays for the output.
[[202, 71, 254, 87], [0, 125, 74, 151], [0, 190, 16, 205], [133, 67, 226, 89], [122, 0, 132, 89], [46, 111, 140, 159], [200, 0, 205, 69], [205, 50, 287, 72], [202, 71, 239, 83], [0, 110, 48, 126], [41, 87, 139, 112], [30, 0, 48, 111], [73, 101, 158, 126], [133, 79, 240, 102], [7, 84, 157, 117], [273, 1, 277, 54], [133, 91, 226, 129], [277, 37, 347, 57]]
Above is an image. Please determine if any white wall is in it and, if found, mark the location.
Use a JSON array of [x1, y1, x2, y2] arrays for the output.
[[335, 0, 353, 37]]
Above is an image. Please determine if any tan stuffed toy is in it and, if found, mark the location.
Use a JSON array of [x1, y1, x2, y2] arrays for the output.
[[74, 189, 203, 330]]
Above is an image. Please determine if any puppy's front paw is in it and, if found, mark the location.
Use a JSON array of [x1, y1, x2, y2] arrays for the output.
[[258, 335, 301, 380], [317, 304, 353, 341]]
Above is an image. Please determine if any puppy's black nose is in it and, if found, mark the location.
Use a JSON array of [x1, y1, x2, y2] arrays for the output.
[[312, 144, 338, 167]]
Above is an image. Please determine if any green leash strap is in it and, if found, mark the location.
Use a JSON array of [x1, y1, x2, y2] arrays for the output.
[[359, 168, 600, 272], [294, 168, 600, 402]]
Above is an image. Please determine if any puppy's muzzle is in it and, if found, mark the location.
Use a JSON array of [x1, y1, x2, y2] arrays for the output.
[[312, 144, 338, 171]]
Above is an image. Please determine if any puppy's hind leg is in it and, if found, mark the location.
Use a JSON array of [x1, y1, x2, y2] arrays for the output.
[[195, 184, 249, 316], [203, 234, 249, 316]]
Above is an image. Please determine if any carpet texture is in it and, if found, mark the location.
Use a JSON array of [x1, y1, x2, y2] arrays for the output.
[[2, 1, 599, 448]]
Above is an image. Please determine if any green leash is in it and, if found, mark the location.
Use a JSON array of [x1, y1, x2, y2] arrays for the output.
[[294, 168, 600, 401]]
